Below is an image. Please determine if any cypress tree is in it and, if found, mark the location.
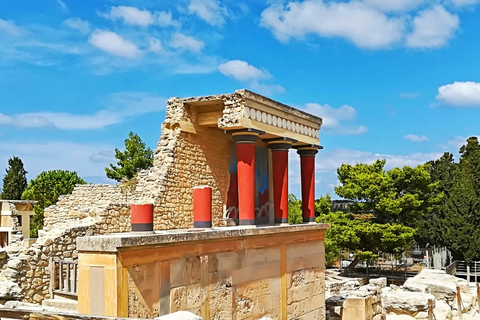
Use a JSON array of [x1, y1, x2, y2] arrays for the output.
[[444, 137, 480, 262], [1, 156, 28, 200]]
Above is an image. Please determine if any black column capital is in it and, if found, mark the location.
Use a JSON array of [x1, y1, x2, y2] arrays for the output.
[[296, 145, 321, 157], [268, 140, 293, 151], [228, 128, 265, 144]]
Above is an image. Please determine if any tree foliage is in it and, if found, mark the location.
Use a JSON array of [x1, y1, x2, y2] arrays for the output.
[[335, 160, 442, 231], [22, 170, 86, 238], [440, 137, 480, 262], [315, 195, 415, 266], [288, 194, 303, 224], [105, 132, 154, 182], [1, 156, 27, 200]]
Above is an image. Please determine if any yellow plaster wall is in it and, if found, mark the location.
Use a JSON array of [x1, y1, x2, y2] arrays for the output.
[[78, 230, 326, 319]]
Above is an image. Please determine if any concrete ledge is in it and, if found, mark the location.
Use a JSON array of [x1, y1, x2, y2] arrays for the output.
[[77, 223, 330, 252]]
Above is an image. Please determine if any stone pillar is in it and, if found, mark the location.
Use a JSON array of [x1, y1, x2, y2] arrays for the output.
[[268, 141, 293, 224], [232, 131, 261, 225], [297, 147, 319, 223]]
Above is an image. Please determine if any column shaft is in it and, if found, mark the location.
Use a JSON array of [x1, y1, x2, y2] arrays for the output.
[[272, 150, 289, 224], [297, 148, 318, 223], [237, 142, 256, 225]]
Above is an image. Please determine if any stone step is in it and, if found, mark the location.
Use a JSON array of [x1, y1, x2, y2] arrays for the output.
[[42, 298, 78, 312]]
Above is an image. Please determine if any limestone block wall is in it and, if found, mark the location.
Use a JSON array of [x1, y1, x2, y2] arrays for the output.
[[41, 90, 248, 234], [77, 225, 328, 319], [43, 184, 127, 231], [135, 91, 246, 229], [1, 204, 131, 303]]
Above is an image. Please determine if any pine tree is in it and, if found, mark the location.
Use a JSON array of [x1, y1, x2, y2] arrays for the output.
[[22, 170, 86, 238], [1, 156, 27, 200], [105, 132, 154, 182]]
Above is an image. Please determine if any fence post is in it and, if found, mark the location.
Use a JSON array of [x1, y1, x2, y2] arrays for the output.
[[467, 264, 471, 283], [428, 299, 434, 320], [457, 286, 463, 320]]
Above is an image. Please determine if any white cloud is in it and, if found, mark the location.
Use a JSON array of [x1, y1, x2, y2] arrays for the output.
[[301, 103, 367, 135], [170, 33, 205, 53], [56, 0, 67, 11], [315, 148, 441, 172], [63, 18, 90, 34], [217, 60, 284, 95], [0, 92, 165, 130], [303, 103, 355, 128], [362, 0, 425, 12], [148, 37, 166, 55], [399, 92, 420, 99], [249, 82, 285, 95], [406, 5, 459, 48], [102, 6, 180, 27], [218, 60, 269, 82], [0, 141, 116, 184], [260, 1, 404, 49], [90, 150, 115, 163], [442, 135, 480, 150], [288, 147, 442, 197], [156, 11, 181, 27], [452, 0, 478, 6], [436, 81, 480, 106], [104, 6, 154, 26], [0, 19, 24, 36], [89, 30, 142, 59], [188, 0, 228, 26], [405, 134, 429, 142]]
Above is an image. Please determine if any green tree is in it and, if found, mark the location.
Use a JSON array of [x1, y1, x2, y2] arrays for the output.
[[417, 152, 456, 246], [105, 132, 154, 182], [315, 194, 332, 216], [22, 170, 86, 237], [442, 137, 480, 262], [335, 160, 442, 229], [1, 156, 28, 200], [315, 195, 415, 267], [288, 194, 303, 224]]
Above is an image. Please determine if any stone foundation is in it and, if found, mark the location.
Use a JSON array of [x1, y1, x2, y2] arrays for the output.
[[77, 224, 328, 319]]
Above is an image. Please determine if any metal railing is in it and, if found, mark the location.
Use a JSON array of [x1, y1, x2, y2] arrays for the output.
[[49, 257, 78, 297]]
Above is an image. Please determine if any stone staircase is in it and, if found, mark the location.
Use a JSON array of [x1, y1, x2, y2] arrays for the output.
[[42, 295, 77, 312]]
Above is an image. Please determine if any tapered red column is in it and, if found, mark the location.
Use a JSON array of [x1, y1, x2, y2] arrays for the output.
[[233, 132, 261, 225], [269, 141, 292, 224], [297, 147, 319, 223]]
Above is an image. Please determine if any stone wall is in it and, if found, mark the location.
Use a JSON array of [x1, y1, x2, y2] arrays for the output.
[[76, 225, 328, 319], [1, 204, 131, 303], [134, 92, 246, 229], [43, 185, 127, 231]]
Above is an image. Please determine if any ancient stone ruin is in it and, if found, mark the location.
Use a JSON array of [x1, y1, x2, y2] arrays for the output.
[[0, 89, 329, 319]]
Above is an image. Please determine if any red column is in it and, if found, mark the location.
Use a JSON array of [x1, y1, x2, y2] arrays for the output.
[[269, 141, 292, 224], [193, 186, 212, 228], [297, 147, 319, 223], [233, 132, 260, 225], [130, 204, 154, 232]]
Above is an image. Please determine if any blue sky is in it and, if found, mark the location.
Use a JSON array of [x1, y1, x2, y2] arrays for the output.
[[1, 0, 480, 198]]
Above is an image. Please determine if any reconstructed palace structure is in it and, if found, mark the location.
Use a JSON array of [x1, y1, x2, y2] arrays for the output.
[[3, 90, 328, 320]]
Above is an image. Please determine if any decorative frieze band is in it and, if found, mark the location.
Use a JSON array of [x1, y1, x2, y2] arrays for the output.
[[244, 107, 319, 139]]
